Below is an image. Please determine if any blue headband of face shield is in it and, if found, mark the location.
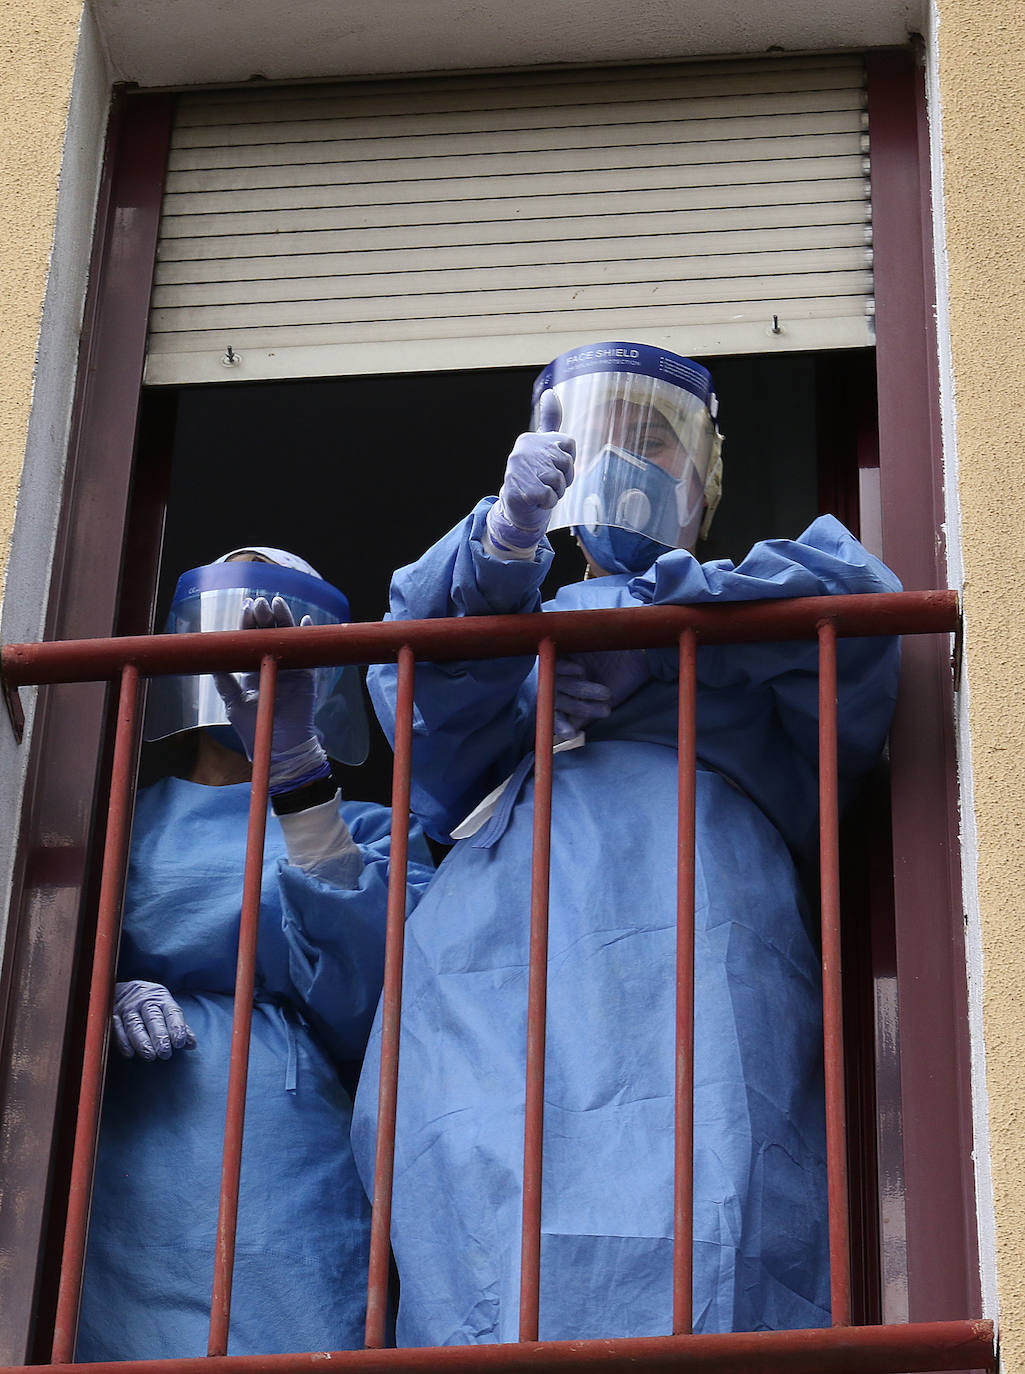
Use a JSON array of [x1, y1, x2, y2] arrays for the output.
[[143, 560, 370, 766]]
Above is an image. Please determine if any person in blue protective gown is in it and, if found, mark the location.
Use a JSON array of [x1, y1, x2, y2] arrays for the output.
[[77, 548, 434, 1361], [351, 344, 902, 1345]]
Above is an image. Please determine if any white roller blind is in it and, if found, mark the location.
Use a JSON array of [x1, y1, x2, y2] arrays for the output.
[[144, 55, 873, 385]]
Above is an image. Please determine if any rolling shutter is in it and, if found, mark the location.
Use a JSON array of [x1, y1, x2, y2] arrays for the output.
[[144, 54, 874, 385]]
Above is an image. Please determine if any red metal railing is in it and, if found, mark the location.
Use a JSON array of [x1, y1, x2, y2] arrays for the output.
[[0, 590, 993, 1374]]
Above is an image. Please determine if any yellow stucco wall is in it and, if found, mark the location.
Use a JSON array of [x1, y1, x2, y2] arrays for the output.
[[935, 0, 1025, 1365], [0, 0, 84, 578]]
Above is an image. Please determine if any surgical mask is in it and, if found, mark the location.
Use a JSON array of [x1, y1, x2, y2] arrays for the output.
[[572, 444, 705, 549], [143, 556, 369, 765], [575, 523, 671, 577]]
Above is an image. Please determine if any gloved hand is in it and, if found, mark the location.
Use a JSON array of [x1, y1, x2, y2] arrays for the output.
[[112, 980, 197, 1061], [485, 390, 576, 556], [552, 649, 652, 740], [212, 596, 332, 795], [553, 660, 612, 741]]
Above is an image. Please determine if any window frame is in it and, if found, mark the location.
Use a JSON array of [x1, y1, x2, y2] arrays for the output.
[[0, 88, 175, 1362], [0, 46, 980, 1361], [866, 46, 979, 1326]]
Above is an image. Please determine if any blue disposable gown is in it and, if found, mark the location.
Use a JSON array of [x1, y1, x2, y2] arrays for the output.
[[78, 776, 434, 1360], [351, 502, 901, 1346]]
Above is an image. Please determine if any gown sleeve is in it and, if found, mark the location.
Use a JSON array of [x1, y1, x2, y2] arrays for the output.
[[276, 798, 435, 1063], [367, 498, 556, 841], [628, 514, 903, 859]]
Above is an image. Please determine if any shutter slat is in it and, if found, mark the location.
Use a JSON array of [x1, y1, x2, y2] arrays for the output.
[[156, 176, 871, 242], [146, 56, 873, 384], [150, 293, 872, 352], [174, 65, 866, 133], [151, 247, 873, 310], [168, 102, 866, 176], [181, 52, 862, 113], [156, 200, 871, 264], [145, 307, 871, 384], [163, 133, 868, 205], [150, 269, 875, 333], [153, 224, 872, 288], [160, 151, 868, 220]]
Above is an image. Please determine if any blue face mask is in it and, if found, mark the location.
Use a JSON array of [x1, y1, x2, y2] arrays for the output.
[[574, 523, 670, 576], [570, 445, 692, 573]]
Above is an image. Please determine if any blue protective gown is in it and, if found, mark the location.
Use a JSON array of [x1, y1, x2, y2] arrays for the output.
[[77, 776, 434, 1360], [351, 502, 901, 1346]]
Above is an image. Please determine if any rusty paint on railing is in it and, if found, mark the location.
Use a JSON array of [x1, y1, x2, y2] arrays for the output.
[[1, 592, 959, 690], [15, 1318, 998, 1374]]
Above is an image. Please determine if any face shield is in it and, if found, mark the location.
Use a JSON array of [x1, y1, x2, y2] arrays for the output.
[[143, 556, 369, 766], [531, 343, 723, 553]]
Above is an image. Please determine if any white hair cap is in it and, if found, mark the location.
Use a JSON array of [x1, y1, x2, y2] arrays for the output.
[[215, 546, 323, 579]]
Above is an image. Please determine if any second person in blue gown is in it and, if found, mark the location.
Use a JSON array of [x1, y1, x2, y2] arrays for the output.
[[78, 547, 434, 1360]]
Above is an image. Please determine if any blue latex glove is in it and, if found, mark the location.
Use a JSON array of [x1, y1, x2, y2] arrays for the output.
[[212, 596, 332, 794], [485, 390, 576, 555], [112, 980, 197, 1061], [552, 649, 652, 740]]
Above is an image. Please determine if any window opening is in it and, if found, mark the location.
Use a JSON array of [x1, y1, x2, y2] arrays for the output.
[[18, 340, 884, 1352], [134, 349, 866, 805], [30, 341, 904, 1358]]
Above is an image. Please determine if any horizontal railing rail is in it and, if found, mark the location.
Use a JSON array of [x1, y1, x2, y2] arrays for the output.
[[0, 1318, 997, 1374], [1, 591, 958, 688]]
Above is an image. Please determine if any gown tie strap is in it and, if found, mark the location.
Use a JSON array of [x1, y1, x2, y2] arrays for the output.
[[449, 734, 587, 850]]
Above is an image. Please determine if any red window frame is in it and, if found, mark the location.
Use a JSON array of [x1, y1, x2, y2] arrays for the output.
[[0, 44, 981, 1365]]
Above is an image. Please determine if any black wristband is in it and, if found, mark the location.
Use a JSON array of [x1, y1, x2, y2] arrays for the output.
[[270, 775, 338, 816]]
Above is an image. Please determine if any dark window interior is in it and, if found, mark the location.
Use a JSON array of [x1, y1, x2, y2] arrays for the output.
[[133, 349, 875, 808]]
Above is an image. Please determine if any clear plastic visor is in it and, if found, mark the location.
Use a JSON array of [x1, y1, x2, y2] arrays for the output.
[[143, 565, 369, 766], [538, 372, 718, 548]]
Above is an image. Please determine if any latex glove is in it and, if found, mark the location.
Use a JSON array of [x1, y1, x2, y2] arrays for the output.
[[212, 596, 332, 795], [553, 660, 612, 741], [485, 390, 576, 557], [112, 980, 197, 1061], [552, 649, 652, 739]]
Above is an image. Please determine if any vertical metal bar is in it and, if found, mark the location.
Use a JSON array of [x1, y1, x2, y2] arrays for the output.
[[673, 630, 698, 1335], [519, 637, 557, 1343], [365, 646, 417, 1350], [51, 665, 141, 1364], [208, 655, 277, 1357], [818, 620, 852, 1326]]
